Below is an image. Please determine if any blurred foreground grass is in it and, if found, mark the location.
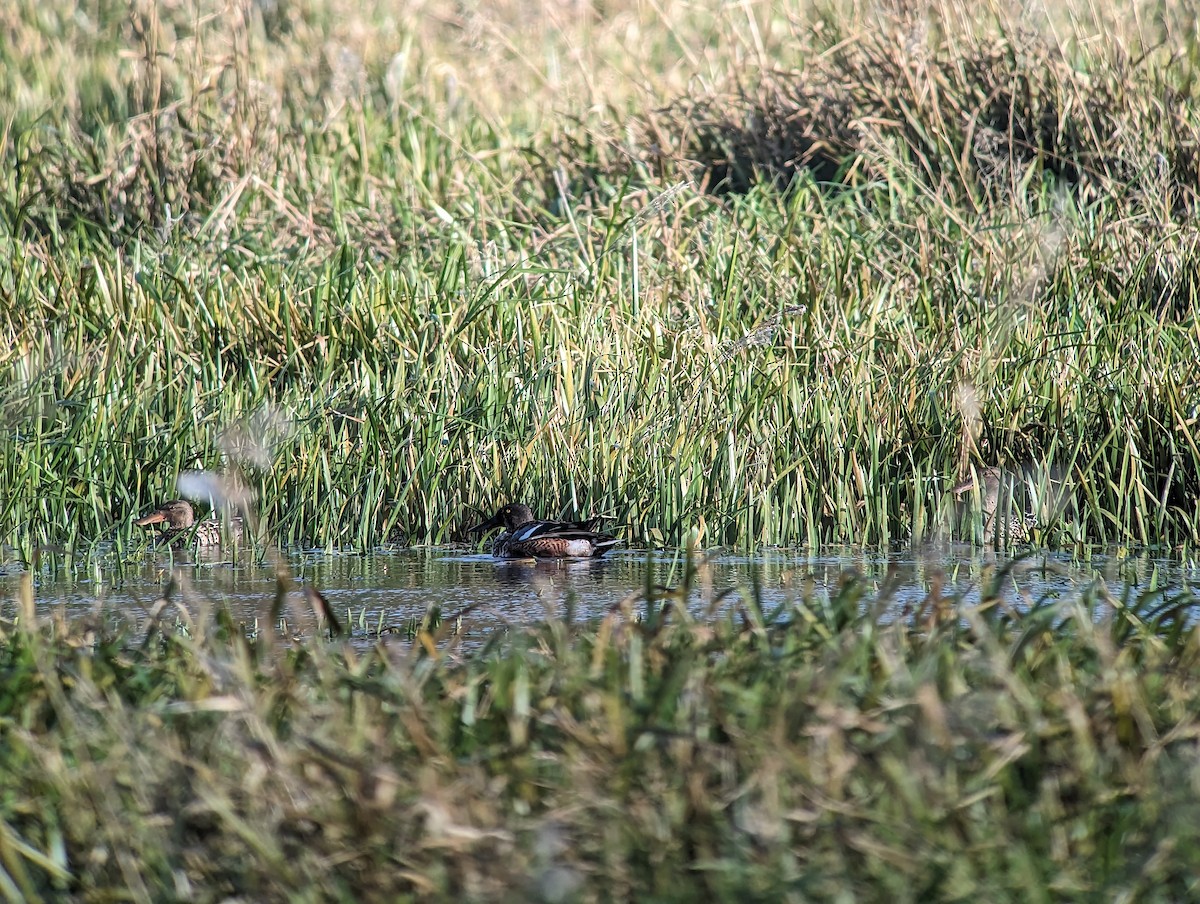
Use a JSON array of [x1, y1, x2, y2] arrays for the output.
[[2, 557, 1200, 900], [2, 0, 1200, 555]]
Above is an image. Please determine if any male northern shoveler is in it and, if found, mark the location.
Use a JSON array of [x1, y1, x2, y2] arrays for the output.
[[134, 500, 244, 547], [952, 467, 1036, 545], [469, 503, 619, 559]]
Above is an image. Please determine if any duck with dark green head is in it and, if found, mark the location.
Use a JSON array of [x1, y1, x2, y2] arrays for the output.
[[470, 503, 618, 559]]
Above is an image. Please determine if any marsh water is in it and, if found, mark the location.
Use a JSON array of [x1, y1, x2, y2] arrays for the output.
[[3, 544, 1198, 648]]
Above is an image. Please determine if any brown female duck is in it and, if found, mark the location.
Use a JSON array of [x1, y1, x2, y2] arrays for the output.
[[134, 500, 244, 547], [953, 467, 1036, 545]]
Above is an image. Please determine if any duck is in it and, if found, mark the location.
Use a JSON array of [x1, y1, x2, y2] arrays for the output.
[[952, 467, 1036, 545], [134, 500, 244, 547], [469, 503, 619, 559]]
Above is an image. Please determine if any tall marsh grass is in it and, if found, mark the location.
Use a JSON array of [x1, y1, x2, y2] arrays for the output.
[[2, 0, 1199, 554]]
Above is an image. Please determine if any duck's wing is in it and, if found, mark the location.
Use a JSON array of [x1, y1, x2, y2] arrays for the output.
[[509, 519, 599, 541], [509, 520, 621, 556]]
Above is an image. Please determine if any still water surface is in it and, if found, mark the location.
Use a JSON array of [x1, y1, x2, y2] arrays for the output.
[[4, 545, 1198, 648]]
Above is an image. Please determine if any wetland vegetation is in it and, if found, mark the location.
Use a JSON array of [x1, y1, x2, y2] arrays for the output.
[[4, 553, 1200, 901], [3, 0, 1199, 554], [3, 0, 1200, 898]]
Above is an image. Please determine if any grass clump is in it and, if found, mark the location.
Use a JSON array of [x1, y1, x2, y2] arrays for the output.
[[3, 561, 1200, 899], [633, 20, 1199, 211], [2, 0, 1200, 554]]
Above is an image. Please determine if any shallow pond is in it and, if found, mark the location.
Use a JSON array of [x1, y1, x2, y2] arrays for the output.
[[3, 544, 1199, 649]]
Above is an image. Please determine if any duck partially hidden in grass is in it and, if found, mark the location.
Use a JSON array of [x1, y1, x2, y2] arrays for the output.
[[134, 500, 244, 547], [952, 467, 1037, 545], [470, 503, 619, 559]]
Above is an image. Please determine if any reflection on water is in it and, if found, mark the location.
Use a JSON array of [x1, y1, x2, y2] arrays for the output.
[[3, 544, 1199, 648]]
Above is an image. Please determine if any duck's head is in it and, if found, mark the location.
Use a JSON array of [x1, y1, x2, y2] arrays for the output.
[[134, 500, 197, 530], [469, 503, 536, 534], [952, 467, 1003, 501]]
